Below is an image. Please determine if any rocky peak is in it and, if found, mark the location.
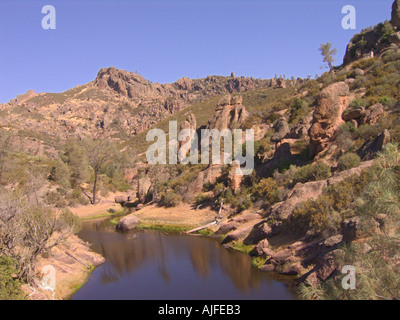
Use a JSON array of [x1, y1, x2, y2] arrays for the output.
[[94, 67, 163, 98], [344, 1, 398, 65]]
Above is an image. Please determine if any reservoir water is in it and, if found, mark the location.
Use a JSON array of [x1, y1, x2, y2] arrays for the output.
[[72, 217, 298, 300]]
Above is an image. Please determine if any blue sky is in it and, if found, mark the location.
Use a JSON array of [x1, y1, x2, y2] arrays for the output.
[[0, 0, 394, 103]]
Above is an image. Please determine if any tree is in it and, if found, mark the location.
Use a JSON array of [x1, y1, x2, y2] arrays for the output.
[[318, 42, 337, 72], [0, 189, 77, 282], [0, 132, 12, 185], [83, 138, 118, 205], [62, 138, 89, 186]]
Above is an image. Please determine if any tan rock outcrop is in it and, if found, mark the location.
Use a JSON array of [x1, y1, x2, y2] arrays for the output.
[[309, 82, 349, 158], [228, 160, 242, 192], [137, 176, 152, 204], [207, 95, 248, 131], [178, 113, 197, 161]]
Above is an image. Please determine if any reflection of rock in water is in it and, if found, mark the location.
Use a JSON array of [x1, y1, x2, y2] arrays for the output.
[[218, 248, 261, 292], [79, 220, 164, 282], [189, 237, 270, 292]]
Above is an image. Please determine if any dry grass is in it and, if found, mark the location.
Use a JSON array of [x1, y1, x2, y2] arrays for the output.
[[69, 191, 126, 219], [134, 203, 217, 228]]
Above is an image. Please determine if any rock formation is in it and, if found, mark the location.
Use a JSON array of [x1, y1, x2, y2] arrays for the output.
[[228, 160, 242, 192], [137, 176, 152, 204], [207, 95, 248, 131], [116, 214, 139, 231], [358, 129, 391, 160], [392, 0, 400, 29], [270, 118, 290, 143], [342, 103, 384, 127], [178, 113, 197, 161], [309, 82, 349, 158]]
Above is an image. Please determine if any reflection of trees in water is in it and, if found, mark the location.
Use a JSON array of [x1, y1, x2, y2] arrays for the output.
[[99, 263, 119, 284], [189, 239, 210, 278], [157, 233, 170, 283]]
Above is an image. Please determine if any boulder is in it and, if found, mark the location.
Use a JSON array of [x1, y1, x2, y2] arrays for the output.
[[243, 220, 278, 245], [309, 82, 349, 158], [251, 239, 270, 256], [137, 176, 152, 204], [306, 252, 338, 284], [271, 118, 290, 143], [221, 226, 253, 244], [174, 77, 193, 90], [115, 196, 129, 204], [116, 214, 139, 231], [360, 103, 384, 125], [259, 264, 275, 272], [213, 221, 240, 236], [342, 107, 364, 121], [358, 129, 390, 161], [187, 164, 223, 195], [277, 78, 286, 88], [289, 114, 312, 139], [280, 263, 304, 276], [269, 180, 328, 221], [270, 249, 293, 263], [327, 160, 374, 185], [323, 235, 343, 249]]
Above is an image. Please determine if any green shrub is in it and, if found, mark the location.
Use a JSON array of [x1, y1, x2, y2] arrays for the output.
[[352, 57, 376, 70], [0, 256, 25, 300], [293, 163, 331, 184], [194, 194, 212, 206], [379, 96, 395, 107], [161, 191, 182, 207], [290, 171, 371, 236], [337, 153, 361, 171], [213, 183, 225, 197], [57, 208, 82, 233], [253, 178, 280, 205], [289, 98, 310, 124], [291, 195, 334, 235], [349, 98, 367, 109], [354, 124, 381, 142]]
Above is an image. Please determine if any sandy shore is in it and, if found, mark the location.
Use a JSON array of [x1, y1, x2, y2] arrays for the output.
[[22, 235, 105, 300]]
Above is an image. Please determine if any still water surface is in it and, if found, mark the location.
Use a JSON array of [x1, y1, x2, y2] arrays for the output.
[[72, 217, 297, 300]]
